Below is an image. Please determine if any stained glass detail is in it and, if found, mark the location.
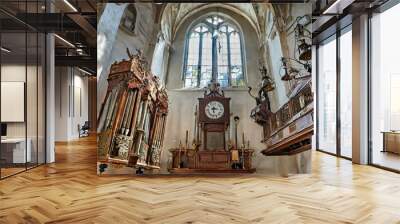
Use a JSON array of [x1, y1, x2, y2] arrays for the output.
[[200, 33, 213, 88], [185, 32, 200, 88], [184, 16, 244, 88], [229, 32, 244, 86], [227, 26, 235, 33], [217, 33, 229, 87]]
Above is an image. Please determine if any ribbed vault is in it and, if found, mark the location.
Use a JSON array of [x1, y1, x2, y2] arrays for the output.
[[159, 3, 279, 46]]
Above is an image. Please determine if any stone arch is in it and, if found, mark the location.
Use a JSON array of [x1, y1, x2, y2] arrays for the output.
[[165, 6, 260, 90], [160, 3, 261, 44], [180, 11, 248, 88]]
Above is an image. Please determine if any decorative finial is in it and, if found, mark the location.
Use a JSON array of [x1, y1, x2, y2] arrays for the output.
[[126, 48, 133, 59]]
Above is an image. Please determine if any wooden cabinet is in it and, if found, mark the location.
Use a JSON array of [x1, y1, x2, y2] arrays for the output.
[[197, 151, 229, 169], [169, 149, 255, 173], [382, 131, 400, 154]]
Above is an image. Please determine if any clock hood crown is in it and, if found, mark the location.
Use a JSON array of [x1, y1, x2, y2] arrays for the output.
[[203, 81, 224, 97]]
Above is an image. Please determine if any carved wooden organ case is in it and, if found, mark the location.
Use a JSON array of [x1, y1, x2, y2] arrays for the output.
[[97, 53, 168, 169]]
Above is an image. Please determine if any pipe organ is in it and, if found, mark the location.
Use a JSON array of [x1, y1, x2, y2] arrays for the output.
[[98, 51, 168, 172]]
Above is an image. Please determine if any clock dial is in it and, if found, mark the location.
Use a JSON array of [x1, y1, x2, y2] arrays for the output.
[[205, 101, 224, 119]]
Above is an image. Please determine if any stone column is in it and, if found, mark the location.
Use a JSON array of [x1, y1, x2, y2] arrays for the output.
[[46, 32, 55, 163], [43, 0, 55, 163], [97, 3, 128, 116], [352, 14, 369, 164], [162, 42, 172, 85]]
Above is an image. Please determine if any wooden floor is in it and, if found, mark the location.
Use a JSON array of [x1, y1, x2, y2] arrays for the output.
[[1, 167, 26, 178], [1, 136, 400, 224], [372, 150, 400, 171]]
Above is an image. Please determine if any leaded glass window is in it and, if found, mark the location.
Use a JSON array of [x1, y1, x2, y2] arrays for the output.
[[183, 16, 245, 88]]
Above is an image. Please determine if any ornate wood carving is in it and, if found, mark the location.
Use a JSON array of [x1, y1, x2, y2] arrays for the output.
[[97, 50, 168, 171], [251, 79, 314, 156], [169, 149, 255, 174], [169, 83, 255, 174]]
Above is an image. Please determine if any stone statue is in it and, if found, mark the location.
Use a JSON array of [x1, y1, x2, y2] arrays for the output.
[[248, 65, 274, 111]]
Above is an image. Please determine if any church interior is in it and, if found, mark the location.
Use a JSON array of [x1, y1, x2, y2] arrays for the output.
[[97, 2, 313, 175], [1, 0, 400, 223]]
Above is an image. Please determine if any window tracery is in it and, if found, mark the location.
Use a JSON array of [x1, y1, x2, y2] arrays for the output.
[[184, 15, 245, 88]]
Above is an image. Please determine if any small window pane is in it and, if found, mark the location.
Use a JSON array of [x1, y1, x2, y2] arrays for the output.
[[185, 32, 200, 88], [229, 32, 244, 86], [230, 33, 241, 65], [218, 66, 229, 87], [201, 33, 212, 68], [231, 65, 244, 87], [217, 33, 229, 87], [217, 33, 228, 65], [200, 33, 212, 88], [185, 65, 199, 88], [200, 66, 212, 87], [187, 33, 199, 65], [219, 26, 227, 33]]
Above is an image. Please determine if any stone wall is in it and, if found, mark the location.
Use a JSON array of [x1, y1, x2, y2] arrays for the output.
[[54, 67, 89, 141], [97, 3, 158, 116]]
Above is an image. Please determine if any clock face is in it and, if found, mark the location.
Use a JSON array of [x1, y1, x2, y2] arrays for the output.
[[205, 101, 224, 119]]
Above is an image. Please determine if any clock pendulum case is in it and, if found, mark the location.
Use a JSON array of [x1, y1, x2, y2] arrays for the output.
[[198, 88, 230, 151]]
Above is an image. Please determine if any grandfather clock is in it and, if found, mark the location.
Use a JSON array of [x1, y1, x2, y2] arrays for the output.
[[169, 82, 255, 173], [198, 83, 230, 151]]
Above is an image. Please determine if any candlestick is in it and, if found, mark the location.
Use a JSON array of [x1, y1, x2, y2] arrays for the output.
[[229, 114, 233, 142], [242, 132, 245, 148], [228, 124, 231, 142], [178, 140, 182, 168], [234, 116, 240, 149], [185, 130, 189, 149], [193, 106, 197, 143], [198, 106, 200, 143]]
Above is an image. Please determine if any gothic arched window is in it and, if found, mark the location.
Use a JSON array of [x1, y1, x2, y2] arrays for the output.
[[184, 15, 245, 88]]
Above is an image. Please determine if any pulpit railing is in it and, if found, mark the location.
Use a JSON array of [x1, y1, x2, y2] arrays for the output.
[[267, 80, 313, 138], [250, 79, 313, 155]]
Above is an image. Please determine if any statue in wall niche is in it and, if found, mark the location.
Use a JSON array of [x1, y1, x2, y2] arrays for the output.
[[127, 48, 148, 67], [247, 87, 261, 105], [205, 80, 224, 96], [248, 65, 274, 111], [136, 49, 145, 60]]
